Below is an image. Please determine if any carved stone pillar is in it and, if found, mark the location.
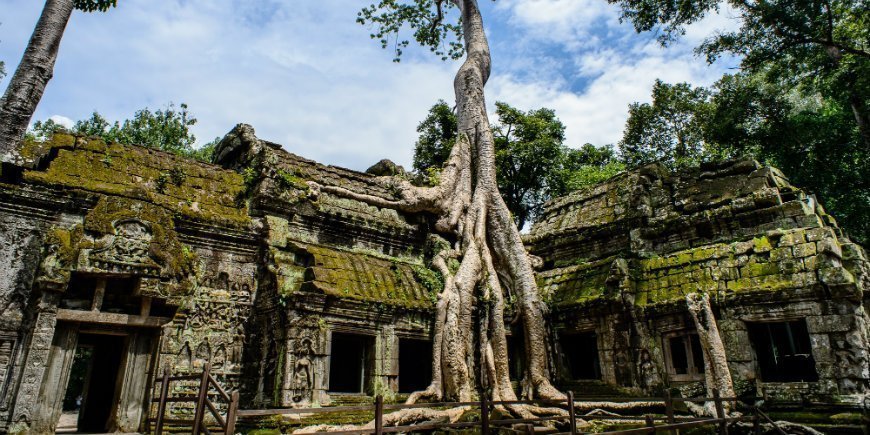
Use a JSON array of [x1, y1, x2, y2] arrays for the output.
[[114, 332, 156, 432], [20, 320, 77, 435]]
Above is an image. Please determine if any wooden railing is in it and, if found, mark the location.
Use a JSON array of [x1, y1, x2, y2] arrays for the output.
[[231, 389, 777, 435], [146, 363, 240, 435], [144, 365, 785, 435]]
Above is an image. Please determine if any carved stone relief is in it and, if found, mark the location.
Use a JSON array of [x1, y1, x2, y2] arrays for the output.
[[86, 220, 161, 275], [285, 316, 326, 406]]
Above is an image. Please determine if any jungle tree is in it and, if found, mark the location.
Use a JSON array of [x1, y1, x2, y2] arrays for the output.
[[0, 0, 117, 163], [606, 0, 870, 148], [314, 0, 564, 408], [415, 100, 585, 228]]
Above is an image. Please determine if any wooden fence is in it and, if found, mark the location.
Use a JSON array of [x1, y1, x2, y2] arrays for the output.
[[147, 363, 240, 435], [145, 365, 783, 435], [231, 389, 776, 435]]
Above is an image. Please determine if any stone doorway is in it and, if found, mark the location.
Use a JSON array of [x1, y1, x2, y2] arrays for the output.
[[23, 274, 174, 433], [328, 332, 375, 394], [58, 333, 126, 433]]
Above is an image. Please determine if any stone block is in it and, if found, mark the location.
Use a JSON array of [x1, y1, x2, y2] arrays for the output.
[[793, 243, 817, 258], [816, 238, 842, 259], [778, 231, 806, 247], [809, 334, 833, 362], [806, 315, 855, 333]]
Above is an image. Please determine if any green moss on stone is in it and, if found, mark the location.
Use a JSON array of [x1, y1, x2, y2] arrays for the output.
[[22, 135, 251, 229]]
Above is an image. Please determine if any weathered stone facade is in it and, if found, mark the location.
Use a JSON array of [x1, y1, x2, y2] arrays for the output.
[[0, 127, 867, 433], [529, 160, 870, 405]]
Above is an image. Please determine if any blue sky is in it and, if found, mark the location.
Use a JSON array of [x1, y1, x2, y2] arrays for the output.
[[0, 0, 739, 171]]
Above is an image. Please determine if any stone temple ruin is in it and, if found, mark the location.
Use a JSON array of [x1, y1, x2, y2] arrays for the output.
[[0, 124, 868, 433]]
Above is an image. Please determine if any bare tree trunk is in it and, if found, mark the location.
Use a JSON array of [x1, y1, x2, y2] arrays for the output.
[[313, 0, 562, 404], [686, 293, 735, 415], [0, 0, 74, 163], [848, 92, 870, 149]]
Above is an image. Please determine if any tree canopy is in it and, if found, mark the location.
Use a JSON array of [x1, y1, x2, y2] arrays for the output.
[[619, 80, 717, 168], [413, 100, 623, 228], [617, 72, 869, 245], [607, 0, 868, 245], [28, 103, 217, 162], [607, 0, 870, 147]]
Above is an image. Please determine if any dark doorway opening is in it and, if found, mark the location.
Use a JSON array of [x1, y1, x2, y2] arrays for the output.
[[328, 332, 375, 394], [748, 320, 818, 382], [61, 333, 126, 433], [507, 332, 526, 381], [398, 338, 432, 393], [561, 332, 601, 380]]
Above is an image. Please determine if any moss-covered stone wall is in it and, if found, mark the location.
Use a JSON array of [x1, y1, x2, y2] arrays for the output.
[[530, 159, 870, 405]]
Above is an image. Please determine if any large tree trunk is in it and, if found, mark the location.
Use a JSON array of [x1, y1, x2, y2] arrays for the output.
[[848, 92, 870, 149], [315, 0, 562, 404], [686, 293, 735, 415], [0, 0, 74, 163]]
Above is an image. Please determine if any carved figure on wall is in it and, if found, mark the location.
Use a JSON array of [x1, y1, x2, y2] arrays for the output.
[[285, 316, 326, 406], [638, 350, 657, 390], [292, 338, 315, 400], [177, 342, 192, 371], [35, 244, 70, 291], [213, 344, 227, 370], [112, 221, 152, 261], [195, 341, 211, 369], [88, 219, 161, 275]]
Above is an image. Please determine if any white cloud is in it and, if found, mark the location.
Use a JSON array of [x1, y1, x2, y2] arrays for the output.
[[487, 0, 739, 148], [0, 0, 738, 170], [48, 115, 74, 129]]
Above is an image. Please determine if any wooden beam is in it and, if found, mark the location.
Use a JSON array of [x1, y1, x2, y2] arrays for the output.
[[56, 309, 172, 328]]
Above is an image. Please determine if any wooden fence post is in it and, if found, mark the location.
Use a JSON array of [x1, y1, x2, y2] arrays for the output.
[[712, 388, 728, 435], [480, 394, 489, 435], [155, 367, 170, 435], [567, 390, 577, 435], [752, 405, 761, 435], [645, 414, 655, 433], [225, 390, 239, 435], [192, 363, 211, 435], [664, 391, 676, 435], [375, 395, 384, 435]]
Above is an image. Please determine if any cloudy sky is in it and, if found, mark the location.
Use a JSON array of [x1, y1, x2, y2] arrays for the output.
[[0, 0, 739, 171]]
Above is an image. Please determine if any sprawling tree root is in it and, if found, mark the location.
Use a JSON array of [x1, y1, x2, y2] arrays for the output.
[[733, 420, 824, 435], [574, 401, 663, 412], [309, 0, 560, 410], [686, 293, 736, 416]]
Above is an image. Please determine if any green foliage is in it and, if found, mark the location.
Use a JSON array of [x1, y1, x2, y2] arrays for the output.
[[607, 0, 870, 148], [100, 103, 198, 156], [561, 144, 626, 190], [619, 80, 720, 168], [414, 100, 622, 227], [618, 72, 869, 245], [413, 100, 457, 173], [28, 103, 216, 162], [709, 73, 869, 245], [412, 265, 444, 294], [73, 0, 118, 12], [357, 0, 463, 62], [26, 118, 67, 142], [609, 0, 868, 243], [492, 102, 570, 228]]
